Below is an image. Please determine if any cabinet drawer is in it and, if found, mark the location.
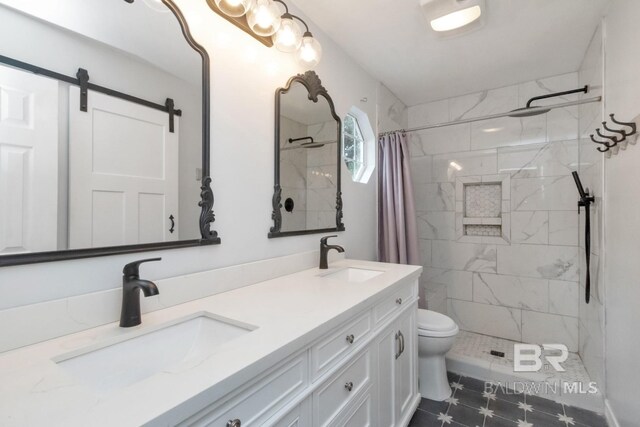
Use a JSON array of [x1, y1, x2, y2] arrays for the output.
[[311, 312, 371, 379], [183, 354, 308, 427], [374, 281, 416, 325], [270, 398, 311, 427], [314, 349, 372, 427], [328, 388, 373, 427]]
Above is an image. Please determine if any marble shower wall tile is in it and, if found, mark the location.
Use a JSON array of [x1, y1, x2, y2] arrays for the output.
[[449, 85, 518, 120], [431, 149, 497, 182], [413, 183, 455, 211], [549, 211, 579, 246], [449, 299, 522, 342], [471, 116, 546, 150], [521, 310, 579, 352], [432, 241, 497, 273], [408, 124, 471, 156], [497, 244, 579, 281], [511, 175, 577, 211], [424, 268, 473, 301], [416, 211, 455, 240], [472, 272, 549, 312], [408, 98, 448, 128], [511, 211, 549, 244], [409, 156, 432, 184], [497, 140, 579, 178], [549, 280, 579, 317]]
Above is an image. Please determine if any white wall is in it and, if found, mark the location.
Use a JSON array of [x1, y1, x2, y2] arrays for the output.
[[603, 0, 640, 424], [0, 0, 379, 311]]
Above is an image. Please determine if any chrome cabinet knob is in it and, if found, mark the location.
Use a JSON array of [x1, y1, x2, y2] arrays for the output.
[[346, 334, 355, 344], [396, 297, 403, 305], [345, 381, 354, 392], [227, 419, 241, 427]]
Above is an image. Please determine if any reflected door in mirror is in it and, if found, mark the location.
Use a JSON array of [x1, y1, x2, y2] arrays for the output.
[[69, 88, 179, 248]]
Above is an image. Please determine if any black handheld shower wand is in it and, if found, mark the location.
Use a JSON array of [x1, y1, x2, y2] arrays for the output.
[[572, 171, 595, 304]]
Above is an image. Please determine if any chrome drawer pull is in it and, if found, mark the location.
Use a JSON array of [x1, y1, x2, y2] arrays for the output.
[[345, 381, 354, 392], [227, 420, 241, 427], [346, 334, 355, 344], [396, 297, 403, 305]]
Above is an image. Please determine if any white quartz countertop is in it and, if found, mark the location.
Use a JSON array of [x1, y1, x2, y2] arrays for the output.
[[0, 259, 421, 426]]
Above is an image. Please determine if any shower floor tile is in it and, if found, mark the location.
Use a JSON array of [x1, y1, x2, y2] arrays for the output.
[[444, 331, 604, 412], [409, 371, 609, 427], [448, 330, 592, 385]]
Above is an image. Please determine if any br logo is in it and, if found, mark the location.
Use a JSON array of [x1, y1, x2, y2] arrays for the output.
[[513, 344, 569, 372]]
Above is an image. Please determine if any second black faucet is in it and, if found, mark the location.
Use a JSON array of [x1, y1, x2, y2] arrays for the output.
[[319, 235, 344, 269]]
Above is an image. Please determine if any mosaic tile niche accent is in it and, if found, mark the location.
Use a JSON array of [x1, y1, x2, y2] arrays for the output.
[[456, 175, 511, 244]]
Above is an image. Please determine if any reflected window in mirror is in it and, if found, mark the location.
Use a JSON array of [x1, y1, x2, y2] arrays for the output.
[[0, 0, 219, 267]]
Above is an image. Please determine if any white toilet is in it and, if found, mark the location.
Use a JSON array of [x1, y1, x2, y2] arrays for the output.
[[417, 308, 459, 401]]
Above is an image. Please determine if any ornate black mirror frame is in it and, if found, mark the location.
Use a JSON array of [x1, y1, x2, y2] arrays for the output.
[[0, 0, 220, 267], [269, 71, 345, 238]]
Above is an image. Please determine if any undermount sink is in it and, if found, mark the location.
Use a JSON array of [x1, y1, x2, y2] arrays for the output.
[[54, 312, 256, 394], [322, 267, 384, 283]]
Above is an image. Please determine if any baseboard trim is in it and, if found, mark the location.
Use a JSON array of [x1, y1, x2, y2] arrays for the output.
[[400, 393, 421, 427], [605, 399, 620, 427]]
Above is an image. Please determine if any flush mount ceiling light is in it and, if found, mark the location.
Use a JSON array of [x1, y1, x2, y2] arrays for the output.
[[420, 0, 485, 34], [209, 0, 323, 67]]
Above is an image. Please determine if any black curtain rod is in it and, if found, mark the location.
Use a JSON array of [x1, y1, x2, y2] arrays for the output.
[[0, 54, 181, 117]]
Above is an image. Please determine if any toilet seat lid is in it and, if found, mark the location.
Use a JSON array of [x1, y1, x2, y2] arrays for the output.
[[417, 309, 456, 332]]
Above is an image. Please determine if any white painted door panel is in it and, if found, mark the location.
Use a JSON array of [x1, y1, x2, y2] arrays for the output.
[[69, 87, 178, 248], [0, 65, 58, 254]]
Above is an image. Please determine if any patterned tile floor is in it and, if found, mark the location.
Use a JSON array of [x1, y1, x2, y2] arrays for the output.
[[409, 372, 608, 427]]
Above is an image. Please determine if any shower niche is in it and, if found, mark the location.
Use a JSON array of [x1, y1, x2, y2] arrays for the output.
[[455, 175, 511, 243]]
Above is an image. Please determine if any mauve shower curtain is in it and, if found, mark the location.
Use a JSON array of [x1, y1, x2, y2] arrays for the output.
[[377, 132, 420, 266]]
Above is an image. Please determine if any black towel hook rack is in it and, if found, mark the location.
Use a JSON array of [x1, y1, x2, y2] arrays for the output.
[[609, 113, 637, 136]]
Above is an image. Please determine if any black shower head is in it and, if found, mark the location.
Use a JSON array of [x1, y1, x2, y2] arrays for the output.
[[507, 106, 551, 118], [509, 86, 589, 119]]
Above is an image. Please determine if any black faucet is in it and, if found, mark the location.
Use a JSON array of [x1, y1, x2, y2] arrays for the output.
[[120, 258, 161, 328], [319, 235, 344, 269]]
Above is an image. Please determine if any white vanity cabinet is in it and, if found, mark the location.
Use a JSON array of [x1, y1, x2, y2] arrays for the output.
[[177, 279, 420, 427]]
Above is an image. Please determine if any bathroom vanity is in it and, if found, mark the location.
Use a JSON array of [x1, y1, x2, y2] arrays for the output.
[[0, 260, 421, 426]]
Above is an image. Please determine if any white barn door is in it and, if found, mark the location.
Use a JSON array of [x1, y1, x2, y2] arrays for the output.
[[69, 87, 179, 249], [0, 65, 59, 254]]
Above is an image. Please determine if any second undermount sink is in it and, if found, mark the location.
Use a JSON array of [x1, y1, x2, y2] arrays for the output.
[[322, 267, 384, 283], [54, 312, 257, 394]]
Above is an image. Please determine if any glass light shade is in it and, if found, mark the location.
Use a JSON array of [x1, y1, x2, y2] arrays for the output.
[[296, 34, 322, 68], [430, 5, 481, 32], [214, 0, 252, 17], [273, 16, 302, 53], [247, 0, 281, 37]]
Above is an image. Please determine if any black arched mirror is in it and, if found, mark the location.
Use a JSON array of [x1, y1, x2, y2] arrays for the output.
[[0, 0, 219, 267], [269, 71, 345, 238]]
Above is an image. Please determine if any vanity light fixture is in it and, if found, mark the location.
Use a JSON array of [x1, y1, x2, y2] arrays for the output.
[[420, 0, 484, 34], [247, 0, 281, 36], [214, 0, 252, 17], [210, 0, 323, 67]]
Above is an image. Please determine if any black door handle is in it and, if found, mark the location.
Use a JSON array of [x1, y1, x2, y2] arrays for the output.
[[169, 215, 175, 234]]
